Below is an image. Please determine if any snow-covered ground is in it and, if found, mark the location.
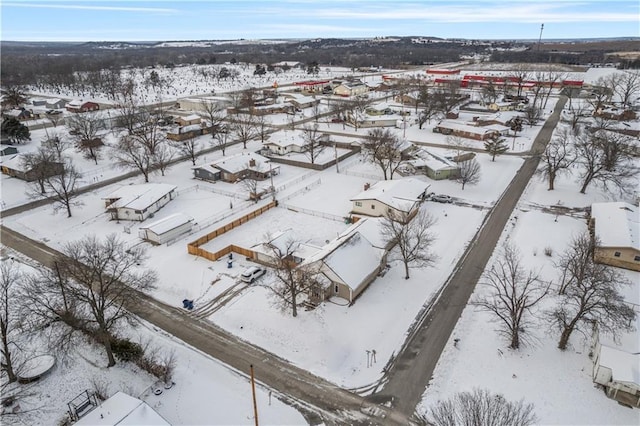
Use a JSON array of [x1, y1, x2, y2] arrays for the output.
[[1, 254, 304, 426], [417, 119, 640, 424], [3, 65, 639, 423]]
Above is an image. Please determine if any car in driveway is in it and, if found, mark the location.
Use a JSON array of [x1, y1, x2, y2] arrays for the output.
[[430, 194, 453, 203], [240, 266, 266, 283]]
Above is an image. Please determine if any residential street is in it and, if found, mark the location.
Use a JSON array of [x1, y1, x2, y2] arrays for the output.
[[0, 97, 566, 424], [0, 224, 411, 425], [373, 96, 567, 415]]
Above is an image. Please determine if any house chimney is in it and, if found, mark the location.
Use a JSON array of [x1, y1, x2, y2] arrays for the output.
[[364, 182, 370, 191], [249, 159, 256, 167]]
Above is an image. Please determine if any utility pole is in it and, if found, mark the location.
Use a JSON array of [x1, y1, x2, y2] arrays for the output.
[[537, 23, 544, 51], [250, 364, 259, 426]]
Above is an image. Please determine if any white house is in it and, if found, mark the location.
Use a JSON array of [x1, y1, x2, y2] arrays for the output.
[[138, 213, 194, 244], [263, 130, 329, 155], [589, 202, 640, 272], [75, 391, 170, 425], [302, 230, 386, 304], [592, 316, 640, 407], [102, 183, 177, 221], [350, 178, 429, 220]]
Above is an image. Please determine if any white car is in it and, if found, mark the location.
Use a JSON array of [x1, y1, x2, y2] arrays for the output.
[[240, 266, 266, 283], [431, 194, 453, 203]]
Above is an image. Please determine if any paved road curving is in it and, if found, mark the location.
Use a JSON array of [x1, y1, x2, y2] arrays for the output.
[[373, 96, 567, 415], [0, 225, 412, 425]]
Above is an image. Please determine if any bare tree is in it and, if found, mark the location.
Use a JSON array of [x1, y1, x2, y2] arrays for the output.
[[538, 128, 574, 191], [610, 71, 640, 109], [173, 134, 200, 166], [484, 135, 509, 161], [113, 135, 153, 182], [542, 71, 567, 110], [363, 128, 405, 180], [510, 65, 531, 98], [42, 158, 82, 218], [230, 114, 257, 149], [265, 238, 315, 318], [113, 118, 169, 182], [328, 100, 347, 129], [479, 80, 499, 106], [22, 147, 60, 195], [426, 388, 537, 426], [0, 261, 22, 384], [523, 106, 542, 127], [301, 124, 326, 164], [66, 113, 106, 164], [152, 142, 174, 177], [242, 175, 260, 202], [42, 132, 70, 160], [446, 135, 470, 160], [575, 130, 638, 194], [381, 209, 437, 280], [199, 99, 226, 139], [456, 157, 481, 190], [549, 232, 636, 350], [213, 129, 230, 156], [254, 114, 271, 144], [35, 234, 157, 367], [473, 243, 549, 349]]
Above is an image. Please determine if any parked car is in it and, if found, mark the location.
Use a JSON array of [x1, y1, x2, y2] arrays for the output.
[[431, 194, 453, 203], [240, 266, 266, 283]]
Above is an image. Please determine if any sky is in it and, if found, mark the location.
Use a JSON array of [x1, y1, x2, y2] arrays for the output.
[[1, 0, 639, 42]]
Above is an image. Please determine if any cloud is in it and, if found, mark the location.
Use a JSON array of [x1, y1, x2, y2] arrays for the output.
[[259, 1, 638, 23], [3, 2, 178, 14]]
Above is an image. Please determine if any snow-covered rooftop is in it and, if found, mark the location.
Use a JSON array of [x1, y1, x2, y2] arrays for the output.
[[265, 130, 308, 148], [211, 152, 271, 174], [351, 178, 428, 213], [140, 213, 193, 236], [591, 202, 639, 250], [340, 217, 387, 249], [436, 119, 498, 135], [180, 114, 201, 122], [598, 345, 640, 385], [408, 148, 459, 172], [103, 183, 177, 211], [75, 391, 170, 425], [323, 232, 385, 290]]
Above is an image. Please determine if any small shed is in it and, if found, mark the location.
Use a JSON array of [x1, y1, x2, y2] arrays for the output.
[[139, 213, 194, 244], [175, 114, 201, 126]]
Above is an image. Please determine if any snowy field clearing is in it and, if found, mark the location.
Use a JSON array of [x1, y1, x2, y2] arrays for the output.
[[27, 63, 390, 104], [418, 153, 640, 424], [1, 254, 304, 426], [213, 202, 486, 388]]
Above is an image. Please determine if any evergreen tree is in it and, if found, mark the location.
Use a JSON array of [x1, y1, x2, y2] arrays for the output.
[[1, 117, 31, 144], [484, 135, 509, 161]]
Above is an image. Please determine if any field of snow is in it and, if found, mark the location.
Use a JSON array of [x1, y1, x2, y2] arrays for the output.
[[418, 158, 640, 424], [4, 64, 639, 423], [1, 254, 304, 426]]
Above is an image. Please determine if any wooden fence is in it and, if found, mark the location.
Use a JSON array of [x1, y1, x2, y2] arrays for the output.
[[187, 201, 276, 261]]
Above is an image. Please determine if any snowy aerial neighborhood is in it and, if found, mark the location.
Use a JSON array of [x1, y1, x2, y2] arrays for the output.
[[1, 41, 640, 426]]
